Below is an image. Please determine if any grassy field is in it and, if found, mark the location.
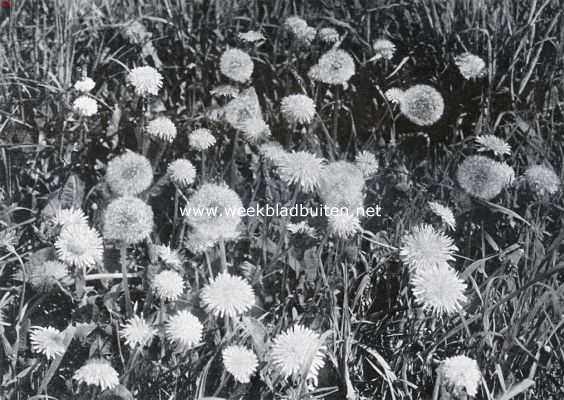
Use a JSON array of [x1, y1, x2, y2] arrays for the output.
[[1, 0, 563, 399]]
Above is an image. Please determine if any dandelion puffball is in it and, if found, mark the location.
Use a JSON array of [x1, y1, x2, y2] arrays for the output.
[[454, 53, 486, 80], [456, 155, 512, 200], [524, 165, 560, 196], [308, 49, 355, 86], [168, 159, 196, 187], [105, 151, 153, 196], [103, 196, 154, 245], [399, 84, 444, 126]]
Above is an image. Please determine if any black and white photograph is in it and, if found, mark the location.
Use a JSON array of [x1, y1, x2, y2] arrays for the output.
[[0, 0, 563, 399]]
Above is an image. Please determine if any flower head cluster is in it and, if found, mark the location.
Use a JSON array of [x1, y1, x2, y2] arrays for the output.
[[184, 183, 243, 243], [166, 310, 204, 351], [308, 49, 355, 86], [411, 263, 466, 315], [220, 48, 254, 83], [280, 94, 316, 125], [475, 135, 511, 157], [189, 128, 216, 151], [106, 151, 153, 196], [224, 87, 263, 131], [275, 151, 326, 193], [201, 272, 255, 319], [271, 325, 326, 384], [128, 66, 163, 96], [152, 270, 184, 302], [399, 84, 444, 126], [355, 151, 379, 179], [223, 345, 258, 383], [372, 38, 396, 60], [73, 358, 119, 391], [438, 355, 481, 397], [318, 161, 365, 210], [400, 224, 458, 271], [55, 224, 103, 269], [456, 155, 512, 200], [284, 16, 316, 44], [238, 30, 265, 43], [454, 53, 486, 80], [318, 27, 340, 44], [103, 196, 154, 245], [73, 77, 95, 93], [428, 201, 456, 230], [29, 326, 66, 359], [73, 96, 98, 117], [327, 213, 361, 238], [121, 315, 156, 348], [147, 116, 177, 142], [168, 159, 196, 187], [524, 165, 560, 196]]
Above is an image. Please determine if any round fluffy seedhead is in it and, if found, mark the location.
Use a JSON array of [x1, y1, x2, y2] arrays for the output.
[[318, 161, 365, 210], [280, 94, 316, 125], [223, 87, 263, 131], [73, 96, 98, 117], [55, 224, 103, 269], [168, 159, 196, 187], [103, 196, 154, 245], [128, 66, 163, 96], [73, 358, 120, 391], [275, 151, 326, 193], [147, 116, 177, 142], [308, 49, 355, 86], [400, 224, 458, 271], [456, 155, 512, 200], [524, 165, 560, 196], [284, 16, 316, 44], [410, 264, 467, 315], [399, 84, 444, 126], [201, 272, 255, 319], [454, 53, 486, 80], [222, 345, 259, 383], [220, 48, 254, 83], [105, 151, 153, 196]]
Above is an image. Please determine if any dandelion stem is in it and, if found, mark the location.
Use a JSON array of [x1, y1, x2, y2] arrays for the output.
[[218, 238, 227, 272], [120, 245, 133, 318]]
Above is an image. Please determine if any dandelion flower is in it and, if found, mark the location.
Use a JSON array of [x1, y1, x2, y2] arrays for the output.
[[259, 142, 287, 165], [276, 151, 326, 193], [223, 345, 258, 383], [456, 155, 510, 200], [26, 261, 71, 291], [201, 272, 255, 319], [55, 224, 103, 269], [184, 231, 216, 254], [220, 48, 254, 83], [184, 183, 243, 243], [271, 325, 326, 384], [318, 27, 340, 44], [438, 355, 481, 397], [147, 116, 177, 142], [318, 161, 365, 210], [327, 213, 361, 238], [168, 159, 196, 187], [287, 221, 317, 237], [355, 151, 379, 179], [74, 77, 95, 93], [152, 270, 185, 302], [384, 87, 404, 104], [211, 84, 239, 99], [105, 151, 153, 196], [224, 87, 263, 131], [475, 135, 511, 156], [73, 358, 120, 391], [308, 49, 355, 86], [166, 310, 203, 350], [428, 202, 456, 230], [284, 16, 315, 43], [524, 165, 560, 196], [240, 117, 271, 142], [103, 196, 154, 245], [411, 264, 466, 315], [280, 94, 316, 125], [121, 315, 156, 348], [454, 53, 486, 80], [239, 30, 265, 43], [399, 84, 444, 126], [372, 38, 396, 60], [128, 66, 163, 96], [400, 224, 458, 271], [154, 245, 183, 267], [189, 128, 216, 151], [29, 326, 66, 359], [73, 96, 98, 117], [52, 207, 88, 228]]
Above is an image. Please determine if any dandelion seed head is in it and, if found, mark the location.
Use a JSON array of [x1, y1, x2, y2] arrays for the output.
[[280, 94, 316, 125], [73, 358, 119, 391], [222, 345, 258, 383], [103, 196, 154, 245], [271, 325, 326, 384], [276, 151, 326, 193], [73, 96, 98, 117], [372, 38, 396, 60], [29, 326, 66, 359], [355, 151, 379, 179], [399, 84, 444, 126], [456, 155, 510, 200], [121, 315, 156, 348], [475, 135, 511, 156], [284, 16, 315, 44], [220, 48, 254, 83], [201, 272, 255, 319], [152, 270, 184, 302], [439, 355, 481, 397], [73, 77, 95, 93], [166, 310, 203, 350], [55, 224, 103, 269], [455, 53, 486, 80], [105, 151, 153, 196], [308, 49, 355, 86], [524, 165, 560, 196], [224, 87, 263, 131], [168, 159, 196, 187], [318, 161, 365, 210], [411, 264, 466, 315], [128, 66, 163, 96], [400, 224, 458, 271], [428, 202, 456, 230], [147, 116, 177, 142], [189, 128, 216, 151]]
